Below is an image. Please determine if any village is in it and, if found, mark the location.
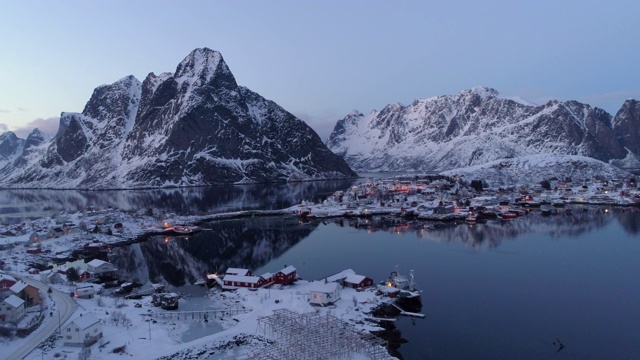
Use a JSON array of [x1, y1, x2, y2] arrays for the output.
[[0, 174, 639, 359]]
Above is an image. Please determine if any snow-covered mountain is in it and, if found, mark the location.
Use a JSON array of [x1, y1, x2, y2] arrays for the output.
[[0, 48, 356, 189], [326, 87, 640, 176]]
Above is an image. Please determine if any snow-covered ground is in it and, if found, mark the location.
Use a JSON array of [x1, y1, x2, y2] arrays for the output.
[[3, 273, 395, 360]]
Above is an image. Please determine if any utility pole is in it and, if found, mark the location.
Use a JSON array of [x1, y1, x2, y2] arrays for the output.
[[58, 310, 61, 335], [148, 319, 151, 340]]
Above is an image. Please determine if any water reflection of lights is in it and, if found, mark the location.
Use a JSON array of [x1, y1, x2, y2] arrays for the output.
[[163, 237, 170, 243]]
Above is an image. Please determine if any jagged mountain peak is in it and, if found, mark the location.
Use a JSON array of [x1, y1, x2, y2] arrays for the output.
[[0, 48, 356, 189], [174, 47, 231, 85], [464, 86, 500, 99], [24, 128, 48, 149]]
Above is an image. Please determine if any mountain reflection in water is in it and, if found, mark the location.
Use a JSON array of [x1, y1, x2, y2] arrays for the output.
[[111, 206, 638, 286], [0, 178, 357, 224]]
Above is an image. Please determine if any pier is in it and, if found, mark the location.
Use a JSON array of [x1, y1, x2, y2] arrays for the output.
[[391, 303, 425, 318]]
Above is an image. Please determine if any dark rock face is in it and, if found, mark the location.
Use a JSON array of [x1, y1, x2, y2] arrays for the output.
[[0, 48, 356, 189], [327, 87, 640, 171], [613, 99, 640, 155]]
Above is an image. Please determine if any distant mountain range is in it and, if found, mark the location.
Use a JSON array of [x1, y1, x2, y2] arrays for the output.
[[2, 50, 637, 189], [0, 48, 356, 189], [326, 87, 639, 181]]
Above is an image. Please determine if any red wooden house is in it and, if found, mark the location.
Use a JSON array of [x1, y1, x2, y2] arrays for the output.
[[222, 274, 266, 289], [343, 274, 374, 289], [274, 265, 297, 285], [0, 273, 17, 292]]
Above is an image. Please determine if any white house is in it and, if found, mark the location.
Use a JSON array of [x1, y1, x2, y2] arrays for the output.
[[0, 294, 25, 323], [86, 259, 117, 275], [63, 313, 103, 346], [307, 282, 341, 306]]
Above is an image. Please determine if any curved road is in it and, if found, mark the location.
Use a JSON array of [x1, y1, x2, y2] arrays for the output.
[[7, 274, 78, 360]]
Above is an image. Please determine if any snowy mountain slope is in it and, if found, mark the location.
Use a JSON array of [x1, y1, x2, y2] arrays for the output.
[[440, 154, 630, 186], [327, 87, 640, 174], [0, 48, 356, 189]]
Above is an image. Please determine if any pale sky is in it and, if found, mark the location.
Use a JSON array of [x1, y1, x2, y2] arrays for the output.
[[1, 0, 639, 140]]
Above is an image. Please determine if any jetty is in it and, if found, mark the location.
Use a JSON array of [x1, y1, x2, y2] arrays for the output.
[[391, 303, 425, 318]]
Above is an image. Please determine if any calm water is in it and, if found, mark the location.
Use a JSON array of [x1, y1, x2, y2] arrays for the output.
[[108, 206, 640, 360]]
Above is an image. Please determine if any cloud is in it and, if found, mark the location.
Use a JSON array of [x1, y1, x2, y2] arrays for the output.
[[17, 107, 27, 112], [12, 117, 59, 138], [0, 124, 8, 132], [0, 109, 10, 114]]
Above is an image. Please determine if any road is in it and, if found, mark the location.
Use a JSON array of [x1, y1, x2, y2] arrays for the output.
[[7, 275, 78, 360]]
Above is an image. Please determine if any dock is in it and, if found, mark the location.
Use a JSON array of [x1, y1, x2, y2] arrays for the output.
[[391, 303, 425, 318]]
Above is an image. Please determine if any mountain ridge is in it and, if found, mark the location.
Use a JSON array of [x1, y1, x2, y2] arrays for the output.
[[326, 87, 640, 177], [0, 48, 356, 189]]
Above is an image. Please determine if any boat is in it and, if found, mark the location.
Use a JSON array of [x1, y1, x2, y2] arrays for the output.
[[173, 225, 199, 234], [497, 211, 517, 220], [378, 267, 421, 299], [466, 210, 478, 224], [296, 208, 311, 218]]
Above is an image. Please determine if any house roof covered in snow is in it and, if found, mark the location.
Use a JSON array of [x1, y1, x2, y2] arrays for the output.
[[225, 268, 250, 276], [325, 269, 356, 282], [87, 259, 109, 267], [278, 265, 296, 275], [308, 281, 341, 293], [9, 281, 28, 293], [3, 294, 25, 308], [344, 274, 367, 284], [70, 313, 100, 330], [0, 273, 17, 283]]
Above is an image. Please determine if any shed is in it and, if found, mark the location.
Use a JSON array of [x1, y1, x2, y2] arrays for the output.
[[307, 282, 341, 306], [63, 313, 103, 346]]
